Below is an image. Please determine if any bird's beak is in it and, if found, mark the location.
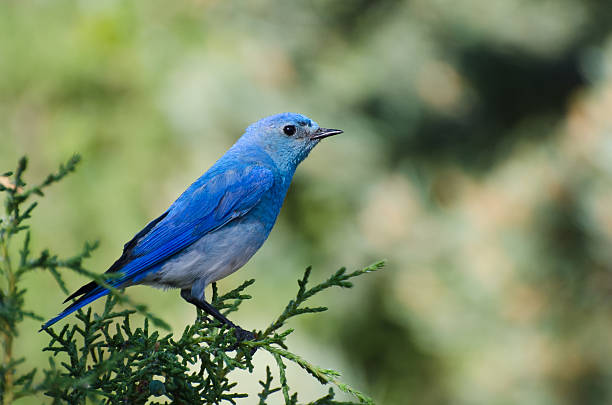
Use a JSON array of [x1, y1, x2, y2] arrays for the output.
[[310, 127, 343, 140]]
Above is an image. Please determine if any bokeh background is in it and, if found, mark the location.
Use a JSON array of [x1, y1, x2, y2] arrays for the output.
[[2, 0, 612, 404]]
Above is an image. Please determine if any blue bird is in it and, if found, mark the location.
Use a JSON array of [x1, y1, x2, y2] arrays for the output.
[[41, 113, 342, 338]]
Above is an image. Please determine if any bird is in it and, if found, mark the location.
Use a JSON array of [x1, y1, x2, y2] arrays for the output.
[[41, 112, 342, 339]]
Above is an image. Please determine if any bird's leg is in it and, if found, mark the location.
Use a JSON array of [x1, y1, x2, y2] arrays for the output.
[[180, 288, 255, 342], [180, 288, 232, 325]]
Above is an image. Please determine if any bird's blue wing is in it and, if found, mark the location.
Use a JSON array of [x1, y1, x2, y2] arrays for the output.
[[113, 164, 275, 284], [41, 164, 274, 330]]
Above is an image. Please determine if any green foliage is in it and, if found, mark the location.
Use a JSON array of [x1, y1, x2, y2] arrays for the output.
[[0, 156, 384, 404], [1, 156, 82, 403]]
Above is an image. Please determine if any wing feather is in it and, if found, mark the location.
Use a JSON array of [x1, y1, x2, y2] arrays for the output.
[[114, 164, 274, 284]]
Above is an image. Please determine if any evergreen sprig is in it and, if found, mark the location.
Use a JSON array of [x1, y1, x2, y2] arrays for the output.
[[1, 156, 84, 404], [263, 263, 386, 338], [0, 156, 384, 404]]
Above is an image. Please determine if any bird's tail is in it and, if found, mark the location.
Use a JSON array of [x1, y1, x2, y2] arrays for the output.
[[39, 285, 110, 331]]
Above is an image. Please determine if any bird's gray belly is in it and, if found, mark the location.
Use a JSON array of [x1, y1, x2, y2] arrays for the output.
[[140, 217, 268, 290]]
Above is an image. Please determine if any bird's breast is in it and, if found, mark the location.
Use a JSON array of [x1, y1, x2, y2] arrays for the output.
[[142, 214, 272, 290]]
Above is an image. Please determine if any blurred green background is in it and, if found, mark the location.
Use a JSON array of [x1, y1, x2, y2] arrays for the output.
[[2, 0, 612, 404]]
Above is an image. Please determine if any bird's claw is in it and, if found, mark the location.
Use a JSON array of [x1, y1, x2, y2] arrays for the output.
[[234, 327, 255, 342], [229, 328, 257, 354]]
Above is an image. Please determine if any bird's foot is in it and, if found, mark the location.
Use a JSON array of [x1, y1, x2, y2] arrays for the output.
[[234, 327, 255, 342], [230, 327, 257, 354]]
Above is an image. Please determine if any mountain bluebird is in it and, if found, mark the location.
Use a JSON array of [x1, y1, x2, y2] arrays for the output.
[[42, 113, 342, 339]]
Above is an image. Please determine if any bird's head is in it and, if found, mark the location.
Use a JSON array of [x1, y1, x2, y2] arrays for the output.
[[241, 113, 342, 171]]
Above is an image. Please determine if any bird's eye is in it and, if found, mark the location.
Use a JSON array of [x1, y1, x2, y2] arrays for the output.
[[283, 125, 296, 136]]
